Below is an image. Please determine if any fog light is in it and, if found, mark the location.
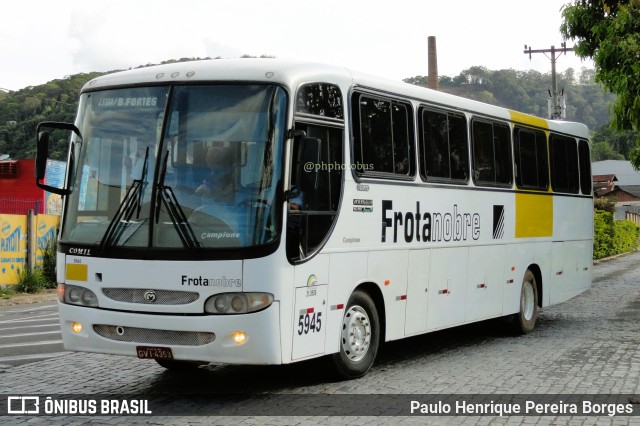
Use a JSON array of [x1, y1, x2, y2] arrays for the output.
[[72, 322, 83, 333], [232, 331, 246, 345]]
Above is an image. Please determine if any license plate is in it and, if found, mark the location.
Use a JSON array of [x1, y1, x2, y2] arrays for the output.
[[136, 346, 173, 360]]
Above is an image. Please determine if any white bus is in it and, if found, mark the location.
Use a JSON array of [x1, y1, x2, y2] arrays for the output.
[[36, 59, 593, 379]]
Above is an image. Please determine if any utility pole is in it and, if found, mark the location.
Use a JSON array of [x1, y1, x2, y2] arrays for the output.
[[523, 42, 573, 120]]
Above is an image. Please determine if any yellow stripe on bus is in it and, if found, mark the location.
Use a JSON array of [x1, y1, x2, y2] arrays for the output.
[[510, 110, 552, 237], [509, 110, 549, 129], [66, 263, 88, 282], [515, 192, 553, 238]]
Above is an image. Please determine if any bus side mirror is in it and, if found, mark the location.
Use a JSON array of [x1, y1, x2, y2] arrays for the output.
[[35, 121, 82, 196], [298, 137, 322, 192]]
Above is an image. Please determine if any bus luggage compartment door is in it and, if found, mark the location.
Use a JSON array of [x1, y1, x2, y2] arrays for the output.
[[405, 249, 431, 336]]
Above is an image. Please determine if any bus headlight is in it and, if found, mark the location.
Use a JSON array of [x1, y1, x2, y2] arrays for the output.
[[61, 284, 99, 308], [204, 292, 273, 314]]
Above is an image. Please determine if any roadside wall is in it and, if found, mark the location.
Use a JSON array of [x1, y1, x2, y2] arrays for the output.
[[0, 213, 59, 285]]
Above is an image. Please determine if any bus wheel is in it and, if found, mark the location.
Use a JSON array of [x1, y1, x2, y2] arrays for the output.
[[515, 270, 538, 334], [155, 359, 206, 371], [331, 290, 380, 379]]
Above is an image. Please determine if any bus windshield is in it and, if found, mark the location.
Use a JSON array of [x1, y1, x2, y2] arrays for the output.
[[61, 84, 287, 255]]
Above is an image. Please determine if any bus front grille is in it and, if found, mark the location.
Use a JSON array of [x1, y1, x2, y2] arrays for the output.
[[93, 324, 215, 346], [102, 288, 199, 305]]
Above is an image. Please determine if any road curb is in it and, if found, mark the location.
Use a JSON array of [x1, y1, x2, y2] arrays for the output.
[[592, 250, 637, 265]]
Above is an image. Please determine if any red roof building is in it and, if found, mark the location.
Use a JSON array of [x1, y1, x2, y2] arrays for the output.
[[592, 174, 617, 197]]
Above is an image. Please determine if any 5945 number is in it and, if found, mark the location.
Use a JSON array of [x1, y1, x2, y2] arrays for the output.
[[297, 312, 322, 335]]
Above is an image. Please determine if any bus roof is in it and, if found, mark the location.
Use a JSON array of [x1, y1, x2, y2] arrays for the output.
[[82, 58, 589, 139]]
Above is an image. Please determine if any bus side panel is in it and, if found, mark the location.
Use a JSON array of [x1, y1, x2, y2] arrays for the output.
[[550, 242, 567, 305], [549, 195, 593, 306], [567, 239, 593, 297], [534, 241, 553, 308], [550, 240, 592, 305], [291, 254, 330, 361], [515, 193, 553, 238], [427, 247, 468, 331], [465, 245, 505, 322], [405, 249, 430, 336], [368, 250, 408, 342], [554, 196, 594, 241], [291, 284, 328, 360], [243, 254, 294, 364]]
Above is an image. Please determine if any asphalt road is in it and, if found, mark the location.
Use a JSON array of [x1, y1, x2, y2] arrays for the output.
[[0, 301, 64, 367]]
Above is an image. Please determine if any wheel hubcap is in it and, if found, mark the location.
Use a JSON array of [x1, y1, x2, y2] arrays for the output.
[[341, 305, 371, 362], [522, 281, 535, 320]]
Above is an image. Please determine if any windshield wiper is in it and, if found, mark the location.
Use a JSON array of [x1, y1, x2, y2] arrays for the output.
[[154, 151, 202, 251], [99, 147, 150, 249]]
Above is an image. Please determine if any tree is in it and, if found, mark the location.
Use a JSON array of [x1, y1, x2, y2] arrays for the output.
[[591, 125, 639, 158], [561, 0, 640, 166], [591, 140, 625, 161]]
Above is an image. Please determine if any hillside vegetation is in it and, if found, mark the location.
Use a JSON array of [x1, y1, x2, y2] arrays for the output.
[[405, 66, 614, 130]]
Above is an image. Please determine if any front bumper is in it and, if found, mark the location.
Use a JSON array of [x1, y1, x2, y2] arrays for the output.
[[58, 301, 281, 365]]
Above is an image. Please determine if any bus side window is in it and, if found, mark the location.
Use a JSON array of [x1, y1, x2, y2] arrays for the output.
[[550, 133, 579, 194], [351, 93, 414, 178], [471, 119, 512, 187], [578, 139, 592, 195], [514, 127, 548, 190], [419, 107, 469, 183]]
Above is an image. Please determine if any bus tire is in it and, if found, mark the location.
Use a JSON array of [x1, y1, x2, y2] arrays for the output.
[[331, 290, 380, 379], [515, 269, 538, 334]]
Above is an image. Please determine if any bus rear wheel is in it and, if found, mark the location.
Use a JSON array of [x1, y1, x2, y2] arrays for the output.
[[514, 269, 539, 334], [331, 290, 380, 380]]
